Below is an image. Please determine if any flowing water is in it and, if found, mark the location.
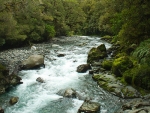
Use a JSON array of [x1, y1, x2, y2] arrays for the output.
[[0, 36, 125, 113]]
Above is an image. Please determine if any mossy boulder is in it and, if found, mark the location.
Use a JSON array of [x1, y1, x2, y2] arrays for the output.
[[123, 64, 150, 90], [9, 97, 19, 105], [87, 44, 107, 64], [78, 101, 100, 113], [92, 74, 140, 98], [101, 59, 113, 70], [112, 56, 133, 77], [0, 63, 22, 94]]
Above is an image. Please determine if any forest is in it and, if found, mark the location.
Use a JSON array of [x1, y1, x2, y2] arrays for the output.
[[0, 0, 149, 49]]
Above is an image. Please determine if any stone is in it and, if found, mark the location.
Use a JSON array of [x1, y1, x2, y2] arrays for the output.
[[64, 88, 76, 98], [36, 77, 44, 83], [111, 56, 133, 77], [57, 54, 65, 57], [8, 74, 23, 85], [20, 55, 44, 70], [87, 44, 107, 64], [92, 74, 140, 98], [116, 99, 150, 113], [9, 97, 19, 105], [77, 64, 91, 73], [101, 59, 113, 70], [78, 101, 100, 113]]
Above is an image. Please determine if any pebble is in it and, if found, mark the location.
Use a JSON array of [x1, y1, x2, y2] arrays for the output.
[[0, 44, 52, 74]]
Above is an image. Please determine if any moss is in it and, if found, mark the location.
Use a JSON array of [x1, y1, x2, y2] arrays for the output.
[[112, 56, 133, 77], [87, 44, 107, 64], [0, 64, 6, 71], [92, 74, 101, 81], [101, 59, 113, 70], [123, 64, 150, 90]]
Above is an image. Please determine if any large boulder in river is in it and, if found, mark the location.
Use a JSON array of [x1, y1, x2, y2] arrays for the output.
[[78, 101, 100, 113], [9, 97, 19, 105], [77, 64, 91, 73], [87, 44, 107, 64], [20, 55, 44, 70]]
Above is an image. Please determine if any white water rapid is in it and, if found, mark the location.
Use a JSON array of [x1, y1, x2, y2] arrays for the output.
[[0, 36, 124, 113]]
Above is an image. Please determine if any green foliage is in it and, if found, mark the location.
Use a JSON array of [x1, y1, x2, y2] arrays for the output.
[[132, 39, 150, 65], [45, 25, 56, 39], [123, 64, 150, 90]]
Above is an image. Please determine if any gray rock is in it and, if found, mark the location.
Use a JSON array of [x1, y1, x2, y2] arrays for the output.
[[36, 77, 44, 83], [78, 101, 100, 113], [77, 64, 91, 73], [64, 88, 76, 98], [20, 55, 44, 70], [116, 99, 150, 113]]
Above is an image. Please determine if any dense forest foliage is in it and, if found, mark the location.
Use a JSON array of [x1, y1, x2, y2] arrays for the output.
[[0, 0, 150, 50]]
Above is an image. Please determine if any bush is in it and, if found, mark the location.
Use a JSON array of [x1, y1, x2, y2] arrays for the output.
[[123, 64, 150, 90], [45, 24, 56, 39]]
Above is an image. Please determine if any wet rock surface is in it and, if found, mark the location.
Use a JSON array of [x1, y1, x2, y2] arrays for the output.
[[9, 97, 19, 105], [77, 64, 91, 73], [20, 55, 44, 70], [116, 98, 150, 113], [36, 77, 44, 83], [78, 101, 100, 113], [92, 74, 141, 98]]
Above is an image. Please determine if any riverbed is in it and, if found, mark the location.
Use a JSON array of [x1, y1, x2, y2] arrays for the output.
[[0, 36, 125, 113]]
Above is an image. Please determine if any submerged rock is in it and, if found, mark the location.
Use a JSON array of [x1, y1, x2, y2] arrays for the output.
[[77, 64, 91, 73], [78, 101, 100, 113], [20, 55, 44, 70], [9, 97, 19, 105], [57, 54, 65, 57], [36, 77, 44, 83], [64, 88, 76, 98]]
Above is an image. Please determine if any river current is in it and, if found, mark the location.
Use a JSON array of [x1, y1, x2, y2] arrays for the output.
[[0, 36, 125, 113]]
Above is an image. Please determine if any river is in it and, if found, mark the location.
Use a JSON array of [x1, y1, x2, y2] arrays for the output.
[[0, 36, 125, 113]]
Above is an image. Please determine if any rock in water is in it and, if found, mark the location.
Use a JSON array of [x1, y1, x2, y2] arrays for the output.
[[77, 64, 91, 73], [64, 88, 76, 98], [9, 97, 19, 105], [78, 101, 100, 113], [87, 44, 107, 64], [20, 55, 44, 70], [36, 77, 44, 83]]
